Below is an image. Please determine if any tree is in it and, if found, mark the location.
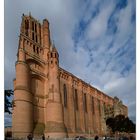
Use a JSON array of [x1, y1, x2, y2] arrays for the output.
[[114, 115, 126, 132], [106, 115, 136, 133], [106, 117, 115, 132], [124, 117, 135, 133], [5, 90, 13, 114]]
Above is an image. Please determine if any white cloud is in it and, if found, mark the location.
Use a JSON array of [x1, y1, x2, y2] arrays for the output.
[[115, 0, 134, 45], [4, 113, 12, 126], [86, 1, 115, 40]]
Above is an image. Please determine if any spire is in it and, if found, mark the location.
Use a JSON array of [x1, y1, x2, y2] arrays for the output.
[[29, 12, 31, 17], [50, 43, 53, 52], [51, 40, 58, 52]]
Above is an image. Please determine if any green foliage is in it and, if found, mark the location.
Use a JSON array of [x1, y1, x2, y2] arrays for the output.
[[106, 117, 115, 132], [106, 115, 136, 133], [5, 90, 13, 114]]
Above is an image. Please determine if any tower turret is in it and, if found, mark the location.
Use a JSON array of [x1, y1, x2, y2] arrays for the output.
[[12, 32, 33, 138], [43, 19, 50, 48], [45, 44, 67, 138], [43, 19, 50, 60]]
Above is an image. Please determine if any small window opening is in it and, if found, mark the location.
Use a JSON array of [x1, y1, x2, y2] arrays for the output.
[[51, 53, 53, 58], [55, 53, 57, 58], [25, 20, 29, 36], [37, 47, 39, 54], [33, 45, 35, 52], [35, 23, 37, 32], [32, 21, 34, 31], [36, 35, 38, 42], [25, 31, 28, 36], [32, 32, 34, 40]]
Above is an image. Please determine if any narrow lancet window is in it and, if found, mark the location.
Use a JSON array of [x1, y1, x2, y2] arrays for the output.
[[103, 102, 106, 111], [51, 53, 53, 58], [32, 21, 34, 31], [36, 35, 38, 42], [32, 32, 34, 40], [37, 47, 39, 54], [33, 45, 35, 52], [74, 89, 78, 110], [25, 20, 29, 36], [63, 84, 67, 107], [83, 93, 87, 112], [92, 96, 95, 114], [98, 99, 101, 116], [35, 23, 37, 32]]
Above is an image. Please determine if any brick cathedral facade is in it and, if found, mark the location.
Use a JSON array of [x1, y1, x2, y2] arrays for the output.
[[12, 14, 128, 139]]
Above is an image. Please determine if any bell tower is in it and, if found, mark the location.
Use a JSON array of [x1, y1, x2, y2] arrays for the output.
[[12, 14, 67, 139]]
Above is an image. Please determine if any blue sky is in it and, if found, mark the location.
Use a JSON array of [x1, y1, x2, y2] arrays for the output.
[[5, 0, 136, 125]]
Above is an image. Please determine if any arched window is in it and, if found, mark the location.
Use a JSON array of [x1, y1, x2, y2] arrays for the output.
[[63, 84, 67, 107]]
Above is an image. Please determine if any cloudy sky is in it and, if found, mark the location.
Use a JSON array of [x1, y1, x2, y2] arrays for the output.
[[4, 0, 136, 126]]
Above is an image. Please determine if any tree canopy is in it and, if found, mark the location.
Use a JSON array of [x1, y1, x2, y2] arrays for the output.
[[5, 90, 13, 114], [106, 115, 135, 133]]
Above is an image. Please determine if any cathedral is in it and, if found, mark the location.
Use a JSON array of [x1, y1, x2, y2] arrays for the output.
[[12, 14, 128, 139]]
